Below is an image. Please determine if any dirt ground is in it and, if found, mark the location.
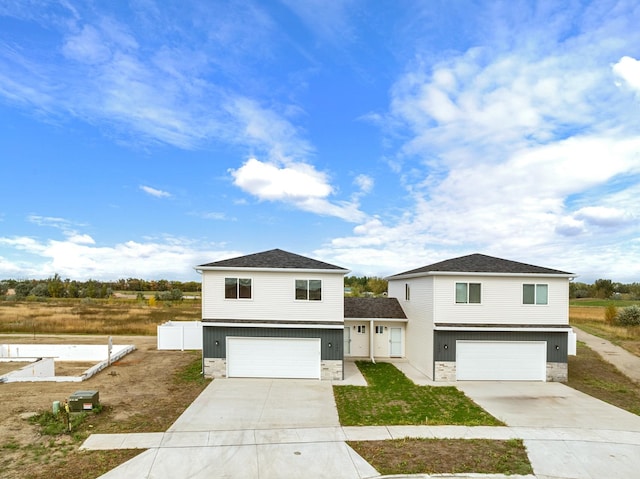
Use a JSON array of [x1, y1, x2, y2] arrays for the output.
[[0, 334, 209, 479]]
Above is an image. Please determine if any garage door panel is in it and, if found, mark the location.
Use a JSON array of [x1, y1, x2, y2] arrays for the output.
[[456, 341, 546, 381], [227, 337, 321, 379]]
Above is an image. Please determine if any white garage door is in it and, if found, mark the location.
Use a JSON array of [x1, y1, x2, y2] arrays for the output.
[[227, 337, 321, 379], [456, 341, 546, 381]]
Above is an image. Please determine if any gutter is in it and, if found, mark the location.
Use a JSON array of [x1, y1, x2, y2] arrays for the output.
[[369, 319, 375, 364]]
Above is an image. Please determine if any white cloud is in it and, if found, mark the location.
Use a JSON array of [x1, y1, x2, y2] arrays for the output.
[[231, 158, 331, 200], [280, 0, 357, 45], [0, 6, 306, 154], [224, 96, 313, 163], [0, 233, 238, 281], [353, 174, 374, 194], [613, 56, 640, 93], [27, 215, 74, 228], [574, 206, 633, 227], [555, 217, 585, 237], [140, 185, 171, 198], [318, 4, 640, 282], [230, 157, 366, 222], [191, 211, 230, 221], [62, 24, 113, 64]]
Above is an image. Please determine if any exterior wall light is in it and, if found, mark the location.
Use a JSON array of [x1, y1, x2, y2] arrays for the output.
[[215, 340, 219, 346], [443, 344, 448, 349], [328, 342, 332, 348]]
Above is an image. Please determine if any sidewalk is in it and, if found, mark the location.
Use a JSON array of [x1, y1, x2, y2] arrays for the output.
[[573, 326, 640, 383], [81, 424, 640, 451]]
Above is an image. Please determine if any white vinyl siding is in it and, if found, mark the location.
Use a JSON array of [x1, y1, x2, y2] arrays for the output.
[[389, 277, 434, 378], [433, 275, 569, 326], [202, 270, 344, 323]]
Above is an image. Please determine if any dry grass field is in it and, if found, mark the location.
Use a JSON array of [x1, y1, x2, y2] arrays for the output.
[[570, 305, 640, 356], [0, 298, 201, 336]]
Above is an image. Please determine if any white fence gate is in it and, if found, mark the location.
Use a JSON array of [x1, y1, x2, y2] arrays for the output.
[[157, 321, 203, 350]]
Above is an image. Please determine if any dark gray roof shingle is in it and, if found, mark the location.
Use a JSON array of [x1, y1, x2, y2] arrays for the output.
[[198, 248, 348, 271], [344, 297, 407, 319], [389, 253, 573, 277]]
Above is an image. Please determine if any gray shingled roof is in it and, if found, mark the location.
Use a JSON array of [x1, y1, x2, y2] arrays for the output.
[[389, 253, 573, 277], [198, 248, 348, 271], [344, 297, 407, 319]]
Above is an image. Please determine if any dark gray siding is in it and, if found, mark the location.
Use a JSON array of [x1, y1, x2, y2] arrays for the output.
[[203, 326, 343, 360], [434, 330, 568, 363]]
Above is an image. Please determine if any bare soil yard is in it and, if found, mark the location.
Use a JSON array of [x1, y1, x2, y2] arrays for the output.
[[0, 334, 210, 479]]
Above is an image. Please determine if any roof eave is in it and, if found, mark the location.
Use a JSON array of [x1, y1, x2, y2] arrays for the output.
[[195, 266, 351, 274], [387, 271, 575, 280]]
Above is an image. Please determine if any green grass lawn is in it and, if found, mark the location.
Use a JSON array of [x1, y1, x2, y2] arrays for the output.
[[570, 299, 640, 307], [333, 361, 503, 426], [568, 342, 640, 416]]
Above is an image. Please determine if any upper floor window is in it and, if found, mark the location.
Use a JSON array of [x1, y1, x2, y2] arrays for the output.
[[405, 283, 410, 301], [456, 282, 481, 304], [225, 277, 252, 299], [523, 284, 548, 305], [375, 325, 384, 334], [295, 279, 322, 301]]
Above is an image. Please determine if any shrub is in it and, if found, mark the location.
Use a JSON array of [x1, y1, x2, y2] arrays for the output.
[[614, 305, 640, 326], [156, 289, 183, 301], [604, 304, 618, 324]]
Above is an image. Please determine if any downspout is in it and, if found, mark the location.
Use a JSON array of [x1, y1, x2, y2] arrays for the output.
[[369, 319, 375, 364]]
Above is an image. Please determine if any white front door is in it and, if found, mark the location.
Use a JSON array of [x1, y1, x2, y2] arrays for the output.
[[344, 327, 351, 355], [456, 341, 546, 381], [390, 327, 402, 356], [227, 337, 321, 379]]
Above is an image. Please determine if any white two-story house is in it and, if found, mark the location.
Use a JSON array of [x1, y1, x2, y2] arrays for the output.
[[196, 249, 349, 380], [387, 253, 575, 381]]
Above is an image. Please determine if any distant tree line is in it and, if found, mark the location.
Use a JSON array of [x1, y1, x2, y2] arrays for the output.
[[2, 274, 637, 301], [344, 276, 388, 297], [0, 274, 201, 300], [570, 279, 640, 300]]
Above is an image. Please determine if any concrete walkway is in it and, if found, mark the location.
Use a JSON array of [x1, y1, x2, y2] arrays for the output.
[[574, 326, 640, 383], [82, 341, 640, 479]]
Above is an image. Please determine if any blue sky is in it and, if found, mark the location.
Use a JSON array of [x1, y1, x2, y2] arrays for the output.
[[1, 0, 640, 283]]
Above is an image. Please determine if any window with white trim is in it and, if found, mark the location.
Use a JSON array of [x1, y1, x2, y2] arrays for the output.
[[225, 277, 252, 299], [295, 279, 322, 301], [357, 325, 366, 334], [375, 325, 384, 334], [523, 284, 548, 305], [455, 282, 481, 304], [405, 283, 410, 301]]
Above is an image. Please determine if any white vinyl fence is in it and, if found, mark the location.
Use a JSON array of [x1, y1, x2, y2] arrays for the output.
[[157, 321, 203, 350]]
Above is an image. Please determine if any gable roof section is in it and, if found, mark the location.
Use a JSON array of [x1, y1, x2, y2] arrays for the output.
[[344, 297, 407, 319], [388, 253, 573, 278], [197, 248, 348, 272]]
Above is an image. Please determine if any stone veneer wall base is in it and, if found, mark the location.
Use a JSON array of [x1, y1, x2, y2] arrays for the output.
[[434, 361, 568, 382], [204, 358, 343, 380], [546, 362, 568, 382], [434, 361, 456, 381]]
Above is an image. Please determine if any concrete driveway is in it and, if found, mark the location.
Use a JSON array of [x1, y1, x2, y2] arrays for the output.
[[95, 378, 377, 479], [169, 378, 340, 431], [458, 381, 640, 479]]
